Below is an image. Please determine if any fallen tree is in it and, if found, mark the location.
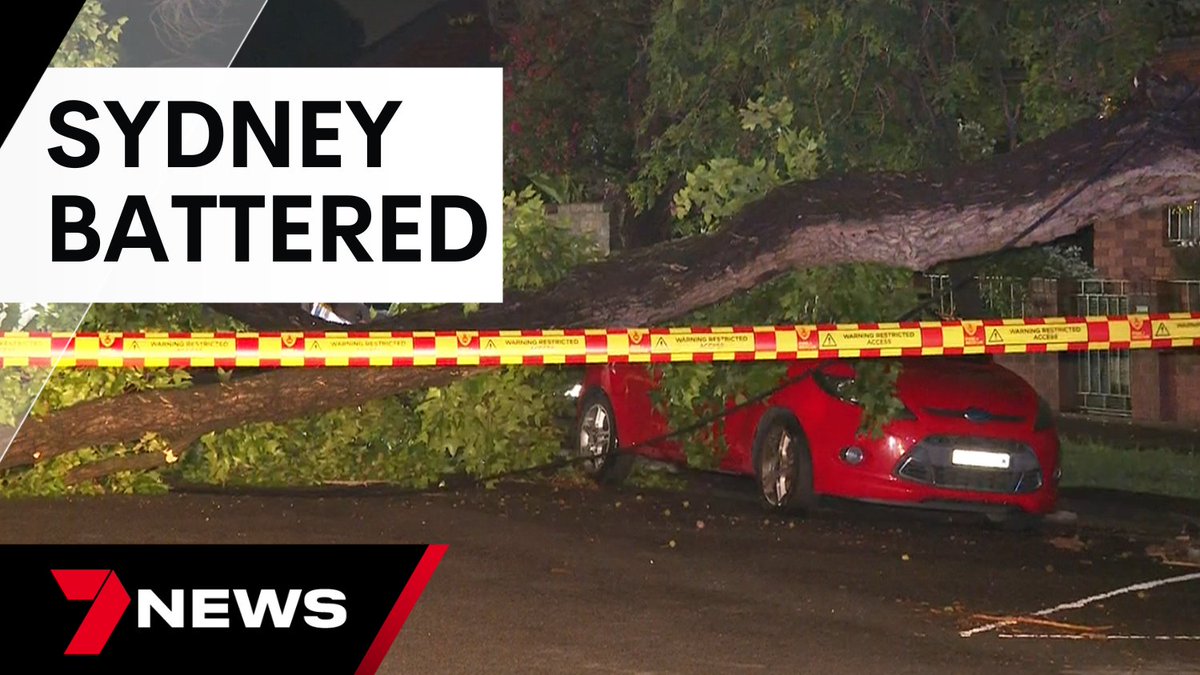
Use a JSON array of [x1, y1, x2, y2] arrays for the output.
[[216, 83, 1200, 333], [1, 368, 466, 472], [4, 82, 1200, 473]]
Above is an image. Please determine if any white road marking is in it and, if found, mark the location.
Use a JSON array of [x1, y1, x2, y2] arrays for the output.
[[1000, 634, 1200, 641], [960, 571, 1200, 638]]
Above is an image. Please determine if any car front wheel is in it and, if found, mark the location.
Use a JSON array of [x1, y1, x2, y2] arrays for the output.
[[575, 390, 634, 485], [751, 409, 817, 514]]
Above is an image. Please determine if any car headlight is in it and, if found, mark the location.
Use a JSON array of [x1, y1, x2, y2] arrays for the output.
[[813, 369, 917, 420], [1034, 396, 1054, 431], [813, 370, 859, 404]]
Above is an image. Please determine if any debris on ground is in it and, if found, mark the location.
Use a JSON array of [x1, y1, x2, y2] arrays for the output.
[[1146, 536, 1200, 568], [1047, 534, 1086, 552], [970, 614, 1111, 634], [1045, 510, 1078, 525]]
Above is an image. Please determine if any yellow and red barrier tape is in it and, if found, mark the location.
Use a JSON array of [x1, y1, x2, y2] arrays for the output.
[[0, 313, 1197, 368]]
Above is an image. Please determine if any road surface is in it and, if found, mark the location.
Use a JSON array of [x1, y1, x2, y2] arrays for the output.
[[3, 477, 1198, 674]]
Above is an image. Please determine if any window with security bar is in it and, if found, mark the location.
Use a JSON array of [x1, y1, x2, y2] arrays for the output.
[[1167, 201, 1200, 246], [1074, 279, 1132, 416]]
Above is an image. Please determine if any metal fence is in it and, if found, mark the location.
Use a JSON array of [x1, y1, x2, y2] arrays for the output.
[[923, 274, 1059, 319], [1163, 279, 1200, 311]]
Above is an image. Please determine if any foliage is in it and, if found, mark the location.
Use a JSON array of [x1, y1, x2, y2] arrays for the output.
[[497, 0, 654, 197], [414, 367, 578, 483], [80, 303, 245, 333], [51, 0, 126, 68], [9, 1, 1182, 497], [636, 89, 919, 468], [1, 0, 129, 453], [975, 244, 1097, 281], [631, 0, 1171, 213], [176, 395, 438, 488], [649, 265, 917, 468], [927, 244, 1098, 318], [501, 187, 602, 289], [672, 97, 824, 234], [618, 0, 1167, 467], [975, 245, 1097, 317], [1, 434, 170, 497], [526, 173, 590, 205], [0, 304, 235, 497], [181, 189, 595, 489], [626, 461, 688, 492], [2, 190, 599, 496]]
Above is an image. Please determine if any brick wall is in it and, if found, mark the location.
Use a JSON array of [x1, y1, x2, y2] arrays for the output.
[[1129, 351, 1165, 422], [990, 267, 1200, 427], [993, 279, 1067, 411], [958, 40, 1200, 427], [1092, 209, 1178, 280], [1163, 350, 1200, 424]]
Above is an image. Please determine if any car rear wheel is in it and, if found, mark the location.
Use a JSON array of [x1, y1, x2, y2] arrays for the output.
[[576, 390, 634, 485], [751, 409, 816, 514]]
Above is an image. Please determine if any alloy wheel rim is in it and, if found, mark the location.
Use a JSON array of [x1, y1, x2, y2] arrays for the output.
[[761, 426, 794, 506], [579, 403, 612, 472]]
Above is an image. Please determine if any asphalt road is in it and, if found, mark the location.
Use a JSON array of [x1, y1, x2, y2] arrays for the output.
[[3, 477, 1199, 674]]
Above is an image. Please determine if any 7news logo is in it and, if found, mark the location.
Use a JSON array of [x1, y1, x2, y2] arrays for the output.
[[7, 545, 445, 674], [53, 569, 347, 656]]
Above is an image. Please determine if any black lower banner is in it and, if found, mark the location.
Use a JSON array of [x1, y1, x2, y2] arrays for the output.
[[2, 544, 447, 674]]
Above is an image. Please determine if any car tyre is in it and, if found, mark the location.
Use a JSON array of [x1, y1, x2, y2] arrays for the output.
[[575, 389, 634, 485], [751, 408, 817, 514]]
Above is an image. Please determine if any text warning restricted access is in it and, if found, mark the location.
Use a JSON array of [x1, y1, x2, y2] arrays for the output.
[[0, 68, 503, 303]]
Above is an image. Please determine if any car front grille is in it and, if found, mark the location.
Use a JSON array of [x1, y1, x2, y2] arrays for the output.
[[895, 436, 1042, 495]]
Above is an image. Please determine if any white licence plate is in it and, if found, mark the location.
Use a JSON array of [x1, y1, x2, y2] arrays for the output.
[[951, 449, 1011, 469]]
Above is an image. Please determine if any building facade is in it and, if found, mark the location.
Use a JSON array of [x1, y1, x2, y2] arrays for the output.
[[949, 204, 1200, 427]]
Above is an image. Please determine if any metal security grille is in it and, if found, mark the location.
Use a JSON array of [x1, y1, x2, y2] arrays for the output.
[[1166, 280, 1200, 311], [1167, 201, 1200, 246], [925, 273, 955, 318], [922, 274, 1053, 319], [1075, 280, 1132, 415]]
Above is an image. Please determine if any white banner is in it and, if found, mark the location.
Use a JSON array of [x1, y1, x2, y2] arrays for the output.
[[0, 67, 503, 303]]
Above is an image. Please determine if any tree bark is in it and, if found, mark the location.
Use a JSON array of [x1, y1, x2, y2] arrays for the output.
[[218, 86, 1200, 332], [5, 85, 1200, 472], [1, 368, 467, 471]]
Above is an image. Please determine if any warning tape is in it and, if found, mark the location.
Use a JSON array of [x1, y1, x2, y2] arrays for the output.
[[0, 313, 1197, 368]]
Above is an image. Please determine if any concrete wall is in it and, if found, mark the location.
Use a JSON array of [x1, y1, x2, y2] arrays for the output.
[[547, 203, 612, 256]]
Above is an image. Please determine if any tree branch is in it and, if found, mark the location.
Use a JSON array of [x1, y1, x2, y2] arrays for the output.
[[220, 86, 1200, 333], [9, 87, 1200, 472]]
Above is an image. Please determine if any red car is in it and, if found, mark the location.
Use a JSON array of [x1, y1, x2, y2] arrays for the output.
[[574, 357, 1060, 526]]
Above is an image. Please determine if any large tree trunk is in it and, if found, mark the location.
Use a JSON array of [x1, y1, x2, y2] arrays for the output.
[[5, 83, 1200, 473], [218, 85, 1200, 332], [0, 368, 466, 471]]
